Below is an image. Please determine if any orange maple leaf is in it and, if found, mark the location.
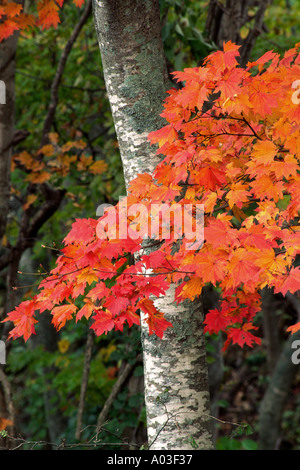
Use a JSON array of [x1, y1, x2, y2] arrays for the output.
[[251, 139, 278, 165], [52, 303, 78, 330], [0, 418, 13, 432]]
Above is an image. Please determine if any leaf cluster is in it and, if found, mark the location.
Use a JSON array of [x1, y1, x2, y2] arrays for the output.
[[4, 41, 300, 350]]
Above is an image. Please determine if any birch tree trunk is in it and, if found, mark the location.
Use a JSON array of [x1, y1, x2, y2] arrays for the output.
[[92, 0, 213, 450]]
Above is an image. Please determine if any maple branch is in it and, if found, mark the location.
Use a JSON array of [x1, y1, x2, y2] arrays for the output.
[[241, 113, 262, 140], [0, 186, 66, 273], [191, 110, 262, 141], [197, 131, 256, 142]]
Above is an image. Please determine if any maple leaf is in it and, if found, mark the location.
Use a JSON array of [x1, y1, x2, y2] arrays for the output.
[[0, 418, 13, 432], [3, 300, 37, 342], [196, 166, 226, 191], [0, 19, 19, 40], [76, 299, 96, 322], [226, 182, 250, 209], [128, 173, 153, 199], [63, 218, 97, 245], [203, 308, 232, 335], [248, 83, 278, 116], [23, 194, 38, 211], [26, 170, 51, 184], [226, 248, 260, 289], [215, 67, 244, 100], [5, 41, 300, 351], [88, 159, 108, 175], [148, 124, 178, 147], [120, 307, 140, 329], [255, 249, 287, 278], [251, 140, 278, 165], [247, 50, 279, 72], [204, 217, 236, 249], [250, 174, 284, 202], [73, 0, 86, 7], [287, 321, 300, 335], [52, 303, 78, 330], [37, 0, 61, 29], [91, 309, 115, 336], [137, 298, 172, 338], [104, 295, 130, 316], [178, 276, 203, 301], [275, 266, 300, 296], [224, 324, 261, 350], [76, 267, 99, 286], [194, 247, 228, 285], [3, 2, 23, 17]]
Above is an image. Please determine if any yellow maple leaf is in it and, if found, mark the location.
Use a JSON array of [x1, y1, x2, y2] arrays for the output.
[[26, 171, 51, 184], [48, 132, 59, 144], [89, 160, 108, 175], [226, 182, 250, 209], [23, 193, 38, 210], [77, 268, 98, 286], [61, 140, 86, 152], [255, 249, 286, 276], [58, 338, 70, 354], [15, 151, 34, 167], [77, 155, 93, 170], [38, 144, 55, 157], [180, 276, 203, 300], [251, 139, 277, 165]]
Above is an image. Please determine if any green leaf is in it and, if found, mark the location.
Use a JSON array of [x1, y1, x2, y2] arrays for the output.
[[242, 439, 258, 450]]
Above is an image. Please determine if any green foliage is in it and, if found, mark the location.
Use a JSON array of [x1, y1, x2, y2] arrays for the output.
[[7, 322, 144, 446], [217, 436, 258, 450], [160, 0, 215, 69], [251, 0, 300, 58]]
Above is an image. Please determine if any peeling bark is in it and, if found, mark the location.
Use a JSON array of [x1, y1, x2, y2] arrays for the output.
[[92, 0, 170, 183], [92, 0, 213, 449], [142, 286, 213, 450]]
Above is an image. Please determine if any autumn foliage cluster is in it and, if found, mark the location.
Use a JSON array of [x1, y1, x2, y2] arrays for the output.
[[2, 2, 300, 350], [0, 0, 85, 41]]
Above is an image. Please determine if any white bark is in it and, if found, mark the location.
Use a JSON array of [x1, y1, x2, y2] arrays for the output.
[[142, 285, 213, 450], [92, 0, 213, 450], [92, 0, 169, 184]]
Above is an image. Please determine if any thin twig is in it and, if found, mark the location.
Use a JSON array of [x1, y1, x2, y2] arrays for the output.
[[75, 329, 94, 440]]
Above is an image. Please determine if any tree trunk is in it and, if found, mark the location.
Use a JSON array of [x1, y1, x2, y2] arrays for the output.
[[92, 0, 213, 450], [258, 328, 300, 449], [0, 31, 19, 242], [205, 0, 270, 65], [258, 293, 300, 449]]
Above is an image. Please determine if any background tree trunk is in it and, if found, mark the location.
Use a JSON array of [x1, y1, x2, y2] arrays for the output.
[[205, 0, 271, 65], [258, 327, 300, 449], [258, 293, 300, 450], [92, 0, 213, 450], [0, 31, 19, 242], [0, 25, 21, 449]]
